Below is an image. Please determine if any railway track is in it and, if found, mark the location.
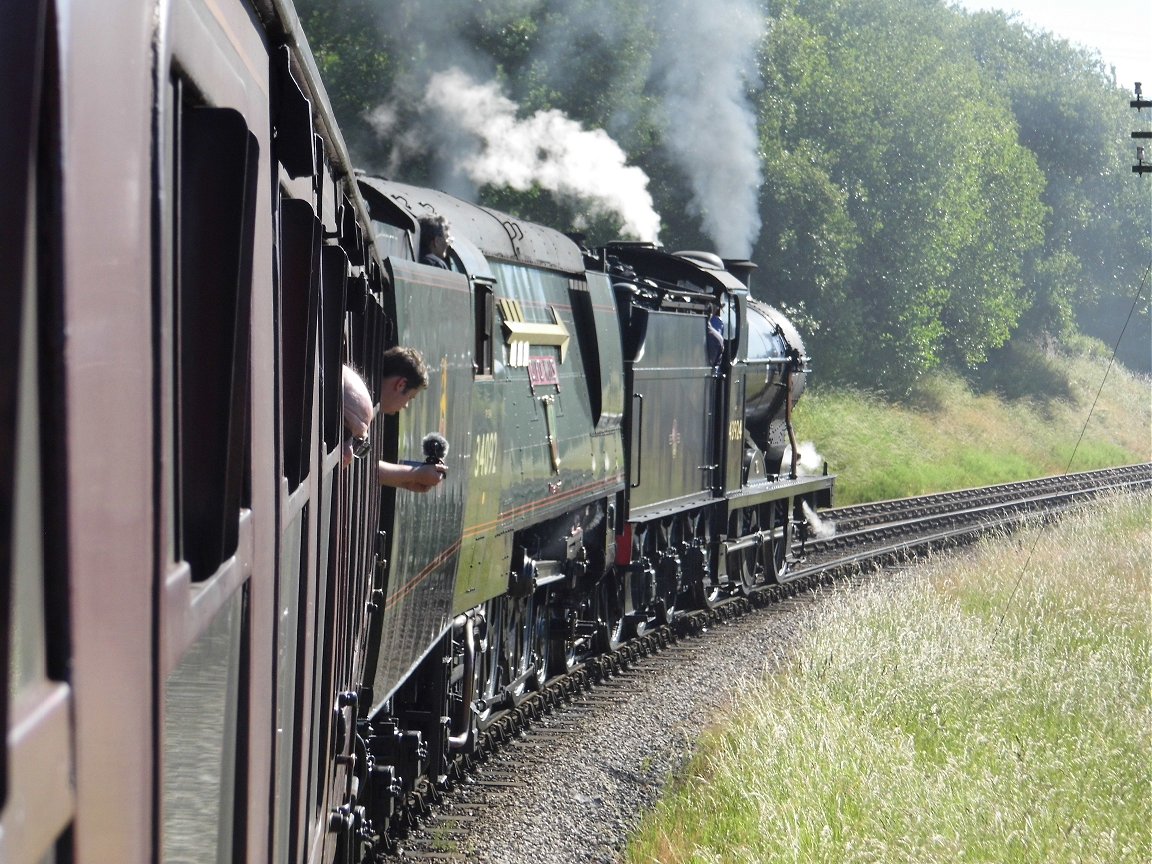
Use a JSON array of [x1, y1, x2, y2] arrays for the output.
[[793, 462, 1152, 575], [383, 464, 1152, 861]]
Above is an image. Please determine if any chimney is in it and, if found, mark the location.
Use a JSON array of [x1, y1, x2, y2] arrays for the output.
[[722, 258, 757, 291]]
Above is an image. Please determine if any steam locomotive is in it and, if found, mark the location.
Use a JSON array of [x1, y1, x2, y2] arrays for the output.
[[2, 0, 832, 861]]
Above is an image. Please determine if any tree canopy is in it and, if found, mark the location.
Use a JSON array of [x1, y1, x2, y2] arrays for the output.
[[296, 0, 1151, 391]]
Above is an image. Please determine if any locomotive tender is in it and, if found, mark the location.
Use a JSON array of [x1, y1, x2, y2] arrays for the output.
[[3, 0, 832, 861]]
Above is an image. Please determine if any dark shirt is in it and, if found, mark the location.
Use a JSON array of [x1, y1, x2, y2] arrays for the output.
[[706, 322, 724, 366], [420, 253, 449, 269]]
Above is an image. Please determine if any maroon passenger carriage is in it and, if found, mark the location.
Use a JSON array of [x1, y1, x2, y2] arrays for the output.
[[2, 0, 832, 861], [5, 0, 415, 859]]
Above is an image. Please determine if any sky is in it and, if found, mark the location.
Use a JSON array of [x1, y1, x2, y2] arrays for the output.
[[955, 0, 1149, 92]]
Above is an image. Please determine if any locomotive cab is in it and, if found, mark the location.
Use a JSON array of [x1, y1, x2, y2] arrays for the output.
[[602, 242, 833, 610]]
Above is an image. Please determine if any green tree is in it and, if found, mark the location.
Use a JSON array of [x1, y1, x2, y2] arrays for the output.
[[961, 10, 1151, 372], [296, 0, 1148, 382], [295, 0, 395, 164], [757, 0, 1045, 391]]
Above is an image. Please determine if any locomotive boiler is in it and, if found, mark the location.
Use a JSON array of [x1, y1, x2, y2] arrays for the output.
[[1, 0, 832, 860]]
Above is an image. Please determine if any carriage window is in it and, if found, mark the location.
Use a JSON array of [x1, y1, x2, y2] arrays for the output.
[[162, 589, 244, 862], [6, 10, 68, 822], [279, 197, 320, 489], [170, 78, 258, 580]]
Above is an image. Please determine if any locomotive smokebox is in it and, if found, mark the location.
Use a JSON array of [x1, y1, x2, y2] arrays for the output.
[[722, 258, 757, 291]]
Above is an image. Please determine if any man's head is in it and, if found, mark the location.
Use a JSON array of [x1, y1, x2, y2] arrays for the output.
[[419, 215, 450, 259], [342, 365, 374, 466], [378, 346, 429, 415]]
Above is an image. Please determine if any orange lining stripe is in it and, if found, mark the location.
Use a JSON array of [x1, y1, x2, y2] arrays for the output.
[[382, 473, 623, 611]]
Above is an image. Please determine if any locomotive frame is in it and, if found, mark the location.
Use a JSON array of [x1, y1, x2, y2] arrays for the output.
[[2, 0, 833, 861]]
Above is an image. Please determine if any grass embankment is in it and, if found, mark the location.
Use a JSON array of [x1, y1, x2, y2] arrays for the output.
[[794, 341, 1151, 504], [624, 492, 1152, 864]]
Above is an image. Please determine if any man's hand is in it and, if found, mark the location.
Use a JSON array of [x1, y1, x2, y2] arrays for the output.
[[378, 460, 447, 492]]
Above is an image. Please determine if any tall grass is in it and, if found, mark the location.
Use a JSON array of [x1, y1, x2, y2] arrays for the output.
[[794, 343, 1151, 504], [624, 492, 1152, 864]]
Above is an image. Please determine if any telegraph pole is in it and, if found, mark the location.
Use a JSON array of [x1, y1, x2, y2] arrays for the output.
[[1133, 82, 1151, 175]]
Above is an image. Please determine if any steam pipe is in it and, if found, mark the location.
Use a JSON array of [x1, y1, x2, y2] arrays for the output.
[[785, 363, 799, 479]]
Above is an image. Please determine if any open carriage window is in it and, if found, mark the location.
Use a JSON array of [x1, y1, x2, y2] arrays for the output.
[[170, 75, 258, 581]]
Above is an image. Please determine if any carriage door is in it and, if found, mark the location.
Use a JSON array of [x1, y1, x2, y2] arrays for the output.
[[156, 0, 273, 860]]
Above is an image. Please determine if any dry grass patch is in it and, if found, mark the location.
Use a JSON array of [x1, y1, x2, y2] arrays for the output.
[[625, 493, 1152, 864]]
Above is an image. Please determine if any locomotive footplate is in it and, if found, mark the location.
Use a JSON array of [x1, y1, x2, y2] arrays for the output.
[[725, 472, 835, 509]]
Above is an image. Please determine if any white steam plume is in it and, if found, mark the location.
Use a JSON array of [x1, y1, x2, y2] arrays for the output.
[[802, 501, 836, 540], [652, 0, 765, 257], [782, 440, 826, 476], [422, 68, 661, 242]]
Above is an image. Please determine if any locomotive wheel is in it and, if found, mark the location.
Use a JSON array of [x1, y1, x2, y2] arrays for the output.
[[475, 596, 538, 722], [507, 595, 536, 698], [532, 601, 550, 683], [654, 555, 679, 625], [506, 599, 539, 702], [688, 514, 722, 609], [654, 518, 681, 624], [596, 573, 629, 651], [694, 563, 723, 608], [628, 525, 661, 634], [766, 500, 792, 582], [547, 624, 578, 678], [476, 601, 506, 723], [534, 592, 577, 681], [729, 508, 763, 596]]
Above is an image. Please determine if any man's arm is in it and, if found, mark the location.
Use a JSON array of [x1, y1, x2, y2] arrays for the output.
[[377, 460, 447, 493]]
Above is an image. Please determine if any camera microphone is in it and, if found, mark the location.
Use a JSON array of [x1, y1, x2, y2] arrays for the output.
[[422, 432, 449, 465]]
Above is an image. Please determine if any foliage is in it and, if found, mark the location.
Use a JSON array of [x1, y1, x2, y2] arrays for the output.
[[756, 0, 1049, 392], [958, 11, 1152, 368], [296, 0, 1151, 388], [295, 0, 395, 164]]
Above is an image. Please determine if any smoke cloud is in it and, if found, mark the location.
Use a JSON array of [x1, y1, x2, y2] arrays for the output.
[[651, 0, 765, 257], [422, 69, 661, 242], [362, 0, 765, 253]]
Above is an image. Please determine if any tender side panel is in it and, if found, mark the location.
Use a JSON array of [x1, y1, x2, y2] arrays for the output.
[[369, 258, 473, 711], [626, 309, 718, 517]]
